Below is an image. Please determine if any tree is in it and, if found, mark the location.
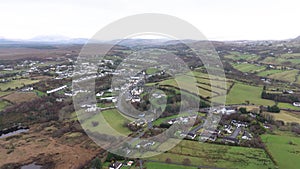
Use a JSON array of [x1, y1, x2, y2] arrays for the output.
[[239, 107, 248, 114], [267, 105, 280, 113], [165, 158, 172, 163], [91, 157, 102, 169], [182, 158, 191, 165]]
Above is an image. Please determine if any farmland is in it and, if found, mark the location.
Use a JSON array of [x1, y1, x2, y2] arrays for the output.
[[261, 134, 300, 169], [158, 71, 230, 99], [232, 63, 266, 73], [81, 109, 132, 136], [3, 92, 38, 104], [146, 139, 276, 169], [263, 110, 300, 124], [0, 78, 39, 91], [215, 82, 275, 106]]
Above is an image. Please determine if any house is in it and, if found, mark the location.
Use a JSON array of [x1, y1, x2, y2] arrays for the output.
[[217, 107, 236, 115], [46, 85, 67, 94], [126, 161, 134, 166], [223, 137, 239, 144], [231, 120, 248, 127], [186, 132, 197, 140], [242, 131, 252, 140], [109, 162, 122, 169], [293, 102, 300, 107], [21, 87, 33, 92]]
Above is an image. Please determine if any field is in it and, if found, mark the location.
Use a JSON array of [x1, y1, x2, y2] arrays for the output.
[[0, 100, 10, 111], [158, 71, 230, 98], [146, 139, 275, 169], [81, 109, 133, 136], [232, 63, 266, 73], [215, 83, 275, 106], [268, 69, 299, 83], [256, 69, 286, 77], [261, 134, 300, 169], [0, 79, 39, 91], [146, 162, 196, 169], [277, 102, 300, 111], [263, 110, 300, 124], [224, 52, 260, 61], [3, 92, 38, 104]]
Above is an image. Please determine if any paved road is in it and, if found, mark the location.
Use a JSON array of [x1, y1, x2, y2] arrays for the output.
[[230, 127, 241, 138]]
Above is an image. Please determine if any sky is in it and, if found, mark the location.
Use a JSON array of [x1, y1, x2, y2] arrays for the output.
[[0, 0, 300, 41]]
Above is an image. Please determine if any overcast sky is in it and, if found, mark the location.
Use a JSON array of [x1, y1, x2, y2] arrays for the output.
[[1, 0, 300, 40]]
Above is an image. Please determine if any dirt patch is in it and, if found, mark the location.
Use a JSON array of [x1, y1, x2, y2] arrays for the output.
[[3, 92, 38, 104], [0, 121, 104, 169]]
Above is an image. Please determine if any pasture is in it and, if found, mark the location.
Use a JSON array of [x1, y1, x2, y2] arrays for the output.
[[0, 79, 39, 91], [81, 109, 132, 136], [216, 83, 274, 106], [146, 139, 275, 169], [261, 134, 300, 169]]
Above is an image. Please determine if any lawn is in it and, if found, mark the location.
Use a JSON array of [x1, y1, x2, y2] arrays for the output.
[[261, 134, 300, 169], [146, 139, 276, 169], [0, 79, 39, 91], [278, 102, 300, 111], [215, 83, 274, 106], [146, 67, 159, 75], [81, 109, 133, 136]]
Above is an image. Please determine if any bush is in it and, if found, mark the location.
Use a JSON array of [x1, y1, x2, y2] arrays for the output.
[[267, 105, 280, 113], [182, 158, 191, 165]]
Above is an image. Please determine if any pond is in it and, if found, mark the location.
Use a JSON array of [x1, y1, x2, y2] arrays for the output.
[[21, 163, 42, 169], [0, 129, 29, 139]]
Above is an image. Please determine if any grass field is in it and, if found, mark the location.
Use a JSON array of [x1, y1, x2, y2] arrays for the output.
[[232, 63, 266, 73], [0, 79, 39, 91], [215, 83, 274, 106], [278, 102, 300, 111], [263, 110, 300, 124], [256, 69, 286, 77], [0, 100, 10, 111], [146, 139, 275, 169], [159, 72, 228, 98], [81, 109, 133, 136], [224, 52, 260, 61], [145, 162, 196, 169], [268, 69, 299, 83], [261, 134, 300, 169]]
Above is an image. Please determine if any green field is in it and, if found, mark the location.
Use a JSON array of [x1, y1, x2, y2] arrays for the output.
[[256, 69, 286, 77], [224, 52, 260, 61], [159, 72, 228, 98], [268, 69, 299, 83], [232, 63, 266, 73], [215, 83, 274, 106], [146, 67, 160, 75], [261, 134, 300, 169], [229, 84, 271, 105], [146, 162, 196, 169], [146, 139, 275, 169], [278, 102, 300, 111], [81, 109, 133, 136], [0, 100, 10, 111], [263, 110, 300, 124], [0, 79, 39, 91]]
